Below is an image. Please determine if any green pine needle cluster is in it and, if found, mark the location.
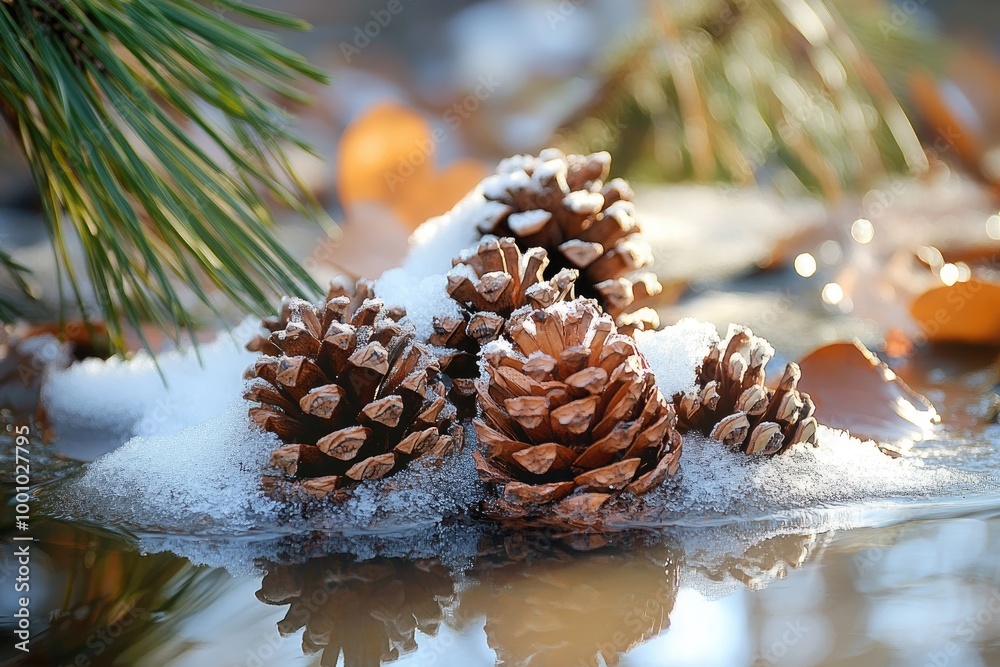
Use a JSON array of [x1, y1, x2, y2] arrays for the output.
[[557, 0, 939, 197], [0, 0, 328, 351]]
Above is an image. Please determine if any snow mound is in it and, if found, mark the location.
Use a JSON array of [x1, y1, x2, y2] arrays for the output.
[[65, 400, 281, 532], [60, 404, 482, 536], [43, 318, 259, 438], [646, 428, 987, 523], [634, 318, 720, 399]]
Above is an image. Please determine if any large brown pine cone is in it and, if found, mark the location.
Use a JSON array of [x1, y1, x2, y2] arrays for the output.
[[244, 295, 461, 500], [256, 554, 455, 667], [472, 300, 682, 527], [676, 324, 818, 455], [475, 149, 662, 329]]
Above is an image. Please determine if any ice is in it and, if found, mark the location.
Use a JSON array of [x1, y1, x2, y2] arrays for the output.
[[43, 318, 259, 438], [634, 318, 720, 399], [645, 427, 987, 523], [63, 400, 281, 533]]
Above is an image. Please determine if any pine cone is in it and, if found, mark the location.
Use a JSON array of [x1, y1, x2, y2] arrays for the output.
[[246, 277, 397, 356], [432, 236, 578, 350], [676, 325, 818, 455], [256, 554, 455, 667], [431, 236, 578, 408], [244, 295, 461, 500], [472, 300, 682, 527], [475, 149, 662, 330]]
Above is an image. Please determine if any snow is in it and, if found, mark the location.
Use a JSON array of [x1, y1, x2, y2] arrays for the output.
[[43, 318, 259, 438], [634, 318, 720, 399], [376, 271, 462, 343], [644, 427, 981, 524], [507, 209, 551, 235], [64, 400, 281, 533]]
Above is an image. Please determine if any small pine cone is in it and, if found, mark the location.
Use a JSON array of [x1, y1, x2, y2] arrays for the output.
[[256, 555, 454, 665], [244, 295, 461, 500], [432, 235, 578, 352], [246, 277, 398, 356], [472, 300, 682, 527], [475, 148, 662, 330], [676, 325, 818, 455]]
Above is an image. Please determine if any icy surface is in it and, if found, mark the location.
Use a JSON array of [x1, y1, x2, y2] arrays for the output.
[[65, 401, 281, 532], [634, 318, 720, 399], [43, 318, 259, 438], [645, 428, 989, 523]]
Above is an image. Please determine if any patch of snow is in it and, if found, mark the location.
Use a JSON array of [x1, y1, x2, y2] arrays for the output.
[[65, 400, 281, 533], [634, 318, 720, 400], [644, 427, 985, 524], [43, 318, 259, 438], [376, 271, 462, 343]]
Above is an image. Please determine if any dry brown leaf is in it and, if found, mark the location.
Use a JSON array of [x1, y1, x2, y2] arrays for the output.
[[796, 341, 939, 443], [910, 279, 1000, 345], [336, 103, 487, 230]]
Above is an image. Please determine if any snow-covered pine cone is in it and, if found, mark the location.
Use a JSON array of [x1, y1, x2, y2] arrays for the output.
[[472, 300, 682, 527], [475, 149, 662, 332], [432, 236, 578, 350], [676, 325, 818, 455], [246, 277, 404, 356], [431, 236, 578, 406], [244, 295, 461, 500]]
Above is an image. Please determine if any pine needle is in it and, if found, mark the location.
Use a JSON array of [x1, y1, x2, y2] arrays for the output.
[[0, 0, 329, 352], [556, 0, 940, 197]]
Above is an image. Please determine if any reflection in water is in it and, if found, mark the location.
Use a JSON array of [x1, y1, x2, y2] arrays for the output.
[[457, 533, 679, 667], [682, 530, 828, 592], [0, 518, 228, 667], [243, 528, 854, 667], [255, 555, 457, 667]]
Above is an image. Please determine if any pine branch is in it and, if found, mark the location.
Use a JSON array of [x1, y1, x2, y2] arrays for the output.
[[0, 0, 329, 351], [557, 0, 940, 197]]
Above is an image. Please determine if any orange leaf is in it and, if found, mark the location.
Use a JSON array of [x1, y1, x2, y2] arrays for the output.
[[910, 279, 1000, 345], [797, 341, 939, 443], [337, 103, 487, 230]]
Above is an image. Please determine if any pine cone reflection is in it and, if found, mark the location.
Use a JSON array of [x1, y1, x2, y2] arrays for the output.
[[256, 555, 456, 667]]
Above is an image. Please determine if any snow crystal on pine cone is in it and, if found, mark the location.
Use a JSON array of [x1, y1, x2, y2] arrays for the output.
[[634, 318, 720, 400]]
